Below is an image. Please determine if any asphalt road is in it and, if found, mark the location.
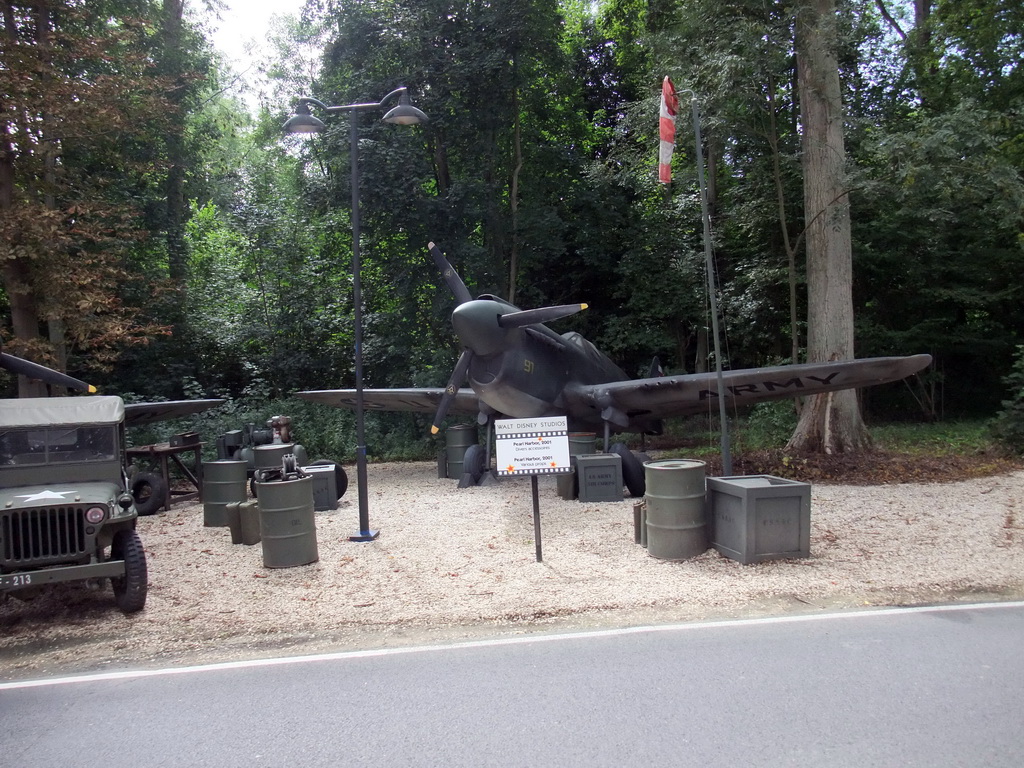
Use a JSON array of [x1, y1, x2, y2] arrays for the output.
[[2, 602, 1022, 767]]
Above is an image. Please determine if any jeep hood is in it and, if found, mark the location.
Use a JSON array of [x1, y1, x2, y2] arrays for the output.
[[0, 481, 123, 510]]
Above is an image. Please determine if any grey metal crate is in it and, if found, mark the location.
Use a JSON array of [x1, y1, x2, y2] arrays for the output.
[[576, 454, 623, 503], [707, 475, 810, 564]]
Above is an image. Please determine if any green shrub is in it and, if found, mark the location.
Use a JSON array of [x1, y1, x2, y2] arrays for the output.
[[992, 345, 1024, 455], [741, 400, 799, 448]]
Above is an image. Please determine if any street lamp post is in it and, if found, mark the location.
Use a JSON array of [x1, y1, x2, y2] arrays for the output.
[[284, 88, 428, 542]]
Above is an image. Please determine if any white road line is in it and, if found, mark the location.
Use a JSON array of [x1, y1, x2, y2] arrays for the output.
[[3, 600, 1022, 691]]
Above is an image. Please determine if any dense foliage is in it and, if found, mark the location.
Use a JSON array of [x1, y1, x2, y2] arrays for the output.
[[2, 0, 1022, 451], [992, 345, 1024, 455]]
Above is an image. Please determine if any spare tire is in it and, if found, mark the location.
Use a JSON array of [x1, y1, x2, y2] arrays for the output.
[[131, 471, 167, 516]]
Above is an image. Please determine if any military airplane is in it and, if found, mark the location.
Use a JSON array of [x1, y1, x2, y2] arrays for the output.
[[298, 243, 931, 494]]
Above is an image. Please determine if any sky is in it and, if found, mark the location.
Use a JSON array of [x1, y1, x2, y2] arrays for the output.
[[200, 0, 307, 67]]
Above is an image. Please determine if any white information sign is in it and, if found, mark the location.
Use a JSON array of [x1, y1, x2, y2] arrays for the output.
[[495, 417, 571, 477]]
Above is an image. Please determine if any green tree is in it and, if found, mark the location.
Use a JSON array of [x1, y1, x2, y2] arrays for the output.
[[1, 0, 182, 395], [854, 0, 1024, 414]]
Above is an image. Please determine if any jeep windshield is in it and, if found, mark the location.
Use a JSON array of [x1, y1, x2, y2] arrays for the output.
[[0, 396, 126, 488], [0, 425, 118, 466]]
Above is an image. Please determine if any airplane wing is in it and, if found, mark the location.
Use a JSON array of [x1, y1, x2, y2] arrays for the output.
[[564, 355, 932, 428], [296, 388, 480, 415], [123, 399, 225, 428]]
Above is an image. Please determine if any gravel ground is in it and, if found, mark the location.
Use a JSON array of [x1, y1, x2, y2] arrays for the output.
[[2, 460, 1022, 681]]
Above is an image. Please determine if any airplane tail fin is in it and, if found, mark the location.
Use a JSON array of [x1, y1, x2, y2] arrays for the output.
[[648, 356, 664, 378]]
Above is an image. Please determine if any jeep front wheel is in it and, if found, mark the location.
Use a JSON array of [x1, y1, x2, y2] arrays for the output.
[[110, 529, 148, 613]]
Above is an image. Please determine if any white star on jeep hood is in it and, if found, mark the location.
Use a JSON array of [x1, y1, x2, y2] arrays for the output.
[[16, 490, 74, 502]]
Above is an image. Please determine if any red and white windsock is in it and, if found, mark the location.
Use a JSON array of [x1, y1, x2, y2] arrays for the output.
[[658, 76, 678, 184]]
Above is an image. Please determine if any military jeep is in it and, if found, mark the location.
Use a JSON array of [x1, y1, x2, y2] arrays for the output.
[[0, 396, 147, 613]]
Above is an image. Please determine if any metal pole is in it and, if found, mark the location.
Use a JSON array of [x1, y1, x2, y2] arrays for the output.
[[689, 94, 733, 476], [285, 88, 426, 540], [349, 109, 378, 541], [531, 474, 542, 562]]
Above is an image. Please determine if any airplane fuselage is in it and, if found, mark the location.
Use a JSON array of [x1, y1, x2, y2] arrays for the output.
[[454, 295, 633, 431]]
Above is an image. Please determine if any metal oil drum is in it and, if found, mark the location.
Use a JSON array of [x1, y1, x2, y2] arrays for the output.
[[202, 460, 248, 527], [445, 424, 479, 479], [254, 443, 294, 471], [643, 459, 708, 560], [568, 432, 597, 456], [256, 475, 318, 568], [557, 432, 598, 499], [253, 443, 309, 471]]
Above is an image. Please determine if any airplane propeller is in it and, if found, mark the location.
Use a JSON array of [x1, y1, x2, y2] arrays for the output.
[[497, 304, 588, 328], [430, 349, 472, 435], [427, 242, 588, 434], [0, 342, 96, 393], [427, 241, 473, 305]]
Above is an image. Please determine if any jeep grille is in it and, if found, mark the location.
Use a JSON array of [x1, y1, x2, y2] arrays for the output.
[[1, 507, 88, 566]]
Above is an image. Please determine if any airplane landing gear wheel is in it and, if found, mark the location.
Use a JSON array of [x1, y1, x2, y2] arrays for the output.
[[610, 443, 646, 497], [458, 444, 486, 488]]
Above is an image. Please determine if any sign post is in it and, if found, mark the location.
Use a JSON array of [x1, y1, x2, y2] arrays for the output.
[[495, 416, 571, 562]]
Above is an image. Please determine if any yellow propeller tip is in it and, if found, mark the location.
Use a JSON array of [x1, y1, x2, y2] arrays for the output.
[[581, 303, 589, 310], [430, 425, 440, 435], [88, 385, 98, 393]]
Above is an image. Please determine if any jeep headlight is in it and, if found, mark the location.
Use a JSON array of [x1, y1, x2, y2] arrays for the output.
[[86, 506, 106, 524]]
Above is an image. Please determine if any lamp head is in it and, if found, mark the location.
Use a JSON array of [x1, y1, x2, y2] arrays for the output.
[[283, 102, 327, 134], [382, 92, 429, 126]]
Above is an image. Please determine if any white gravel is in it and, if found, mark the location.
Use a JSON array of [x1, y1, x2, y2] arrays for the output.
[[2, 461, 1022, 680]]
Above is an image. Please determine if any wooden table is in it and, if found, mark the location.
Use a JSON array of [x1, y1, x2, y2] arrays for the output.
[[126, 442, 204, 512]]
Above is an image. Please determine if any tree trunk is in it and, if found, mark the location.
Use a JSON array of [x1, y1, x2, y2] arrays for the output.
[[695, 327, 708, 374], [508, 77, 523, 305], [786, 0, 870, 454], [766, 73, 801, 368], [1, 1, 46, 396], [38, 0, 69, 396], [162, 0, 188, 284]]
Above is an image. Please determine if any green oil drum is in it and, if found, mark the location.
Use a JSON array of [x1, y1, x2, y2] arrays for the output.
[[254, 443, 293, 471], [256, 476, 318, 568], [568, 432, 598, 456], [253, 443, 309, 472], [202, 460, 248, 527], [445, 424, 479, 479], [643, 459, 708, 560], [557, 432, 599, 499]]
